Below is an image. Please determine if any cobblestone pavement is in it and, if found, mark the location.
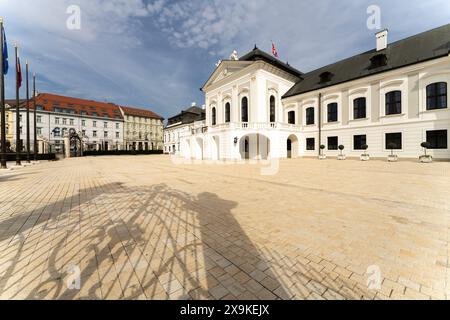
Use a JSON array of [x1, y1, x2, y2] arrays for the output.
[[0, 156, 449, 300]]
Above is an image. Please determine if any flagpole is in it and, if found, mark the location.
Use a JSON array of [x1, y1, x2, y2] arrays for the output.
[[25, 59, 30, 163], [0, 18, 7, 169], [15, 43, 21, 166], [33, 73, 37, 161]]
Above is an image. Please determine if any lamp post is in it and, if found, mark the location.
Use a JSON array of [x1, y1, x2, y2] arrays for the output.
[[25, 59, 30, 163], [33, 73, 37, 161], [14, 43, 21, 166]]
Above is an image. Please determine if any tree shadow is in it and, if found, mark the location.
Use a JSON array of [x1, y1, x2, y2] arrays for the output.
[[0, 182, 376, 300]]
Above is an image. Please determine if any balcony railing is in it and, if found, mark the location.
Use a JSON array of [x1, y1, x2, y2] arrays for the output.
[[210, 122, 302, 131]]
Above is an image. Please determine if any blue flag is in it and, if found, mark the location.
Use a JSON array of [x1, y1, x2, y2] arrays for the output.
[[2, 27, 8, 75]]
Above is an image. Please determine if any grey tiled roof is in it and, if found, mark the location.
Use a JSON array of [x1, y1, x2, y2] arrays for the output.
[[239, 47, 303, 78], [283, 24, 450, 99]]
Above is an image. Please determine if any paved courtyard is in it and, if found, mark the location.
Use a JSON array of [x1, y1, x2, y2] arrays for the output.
[[0, 155, 449, 300]]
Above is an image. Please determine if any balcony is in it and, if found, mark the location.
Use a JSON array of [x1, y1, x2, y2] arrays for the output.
[[209, 122, 302, 132]]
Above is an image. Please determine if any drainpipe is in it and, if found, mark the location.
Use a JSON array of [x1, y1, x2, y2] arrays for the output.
[[318, 92, 322, 157]]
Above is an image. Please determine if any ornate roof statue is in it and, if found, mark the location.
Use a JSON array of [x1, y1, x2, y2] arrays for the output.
[[215, 59, 222, 67], [230, 50, 238, 61]]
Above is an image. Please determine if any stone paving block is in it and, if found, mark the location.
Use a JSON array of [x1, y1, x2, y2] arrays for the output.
[[0, 156, 448, 301]]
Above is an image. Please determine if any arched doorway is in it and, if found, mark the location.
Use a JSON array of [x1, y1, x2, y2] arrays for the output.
[[184, 139, 191, 159], [239, 134, 270, 160], [287, 134, 299, 158], [195, 137, 204, 160], [212, 136, 220, 160]]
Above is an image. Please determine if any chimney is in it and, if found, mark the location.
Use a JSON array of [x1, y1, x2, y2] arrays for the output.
[[376, 29, 388, 51], [191, 102, 197, 107]]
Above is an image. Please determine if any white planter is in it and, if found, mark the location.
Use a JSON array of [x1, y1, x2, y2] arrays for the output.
[[387, 155, 398, 162], [337, 154, 346, 160], [419, 155, 433, 163], [318, 155, 327, 160], [360, 154, 370, 161]]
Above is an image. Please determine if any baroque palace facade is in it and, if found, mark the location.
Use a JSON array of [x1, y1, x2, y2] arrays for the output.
[[171, 24, 450, 161], [5, 93, 164, 153]]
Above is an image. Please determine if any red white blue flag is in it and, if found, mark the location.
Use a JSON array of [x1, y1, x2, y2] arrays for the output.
[[272, 42, 278, 58], [16, 55, 22, 88]]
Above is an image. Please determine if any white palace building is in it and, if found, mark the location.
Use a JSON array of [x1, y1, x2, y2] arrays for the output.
[[172, 24, 450, 161]]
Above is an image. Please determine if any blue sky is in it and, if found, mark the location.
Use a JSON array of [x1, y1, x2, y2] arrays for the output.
[[1, 0, 449, 119]]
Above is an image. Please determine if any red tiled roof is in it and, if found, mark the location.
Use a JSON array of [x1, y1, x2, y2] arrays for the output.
[[31, 93, 123, 119], [120, 105, 164, 120]]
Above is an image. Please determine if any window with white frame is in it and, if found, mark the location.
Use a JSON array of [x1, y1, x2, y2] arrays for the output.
[[385, 91, 402, 115], [270, 96, 276, 122], [305, 107, 314, 125], [426, 82, 447, 110], [353, 98, 367, 119]]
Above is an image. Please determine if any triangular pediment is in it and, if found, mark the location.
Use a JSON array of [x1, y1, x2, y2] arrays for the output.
[[202, 60, 253, 91]]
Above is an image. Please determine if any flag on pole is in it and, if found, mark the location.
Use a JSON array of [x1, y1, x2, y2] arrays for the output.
[[2, 26, 7, 75], [271, 42, 278, 58], [16, 54, 22, 88]]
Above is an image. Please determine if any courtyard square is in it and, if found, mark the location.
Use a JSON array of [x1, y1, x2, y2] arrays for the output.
[[0, 156, 449, 300]]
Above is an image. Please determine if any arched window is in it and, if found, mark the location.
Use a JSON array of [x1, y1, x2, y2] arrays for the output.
[[353, 98, 367, 119], [426, 82, 447, 110], [270, 96, 276, 122], [327, 103, 338, 122], [225, 103, 231, 123], [241, 97, 248, 122], [211, 107, 217, 126], [288, 111, 296, 124], [385, 91, 402, 115], [305, 107, 314, 125]]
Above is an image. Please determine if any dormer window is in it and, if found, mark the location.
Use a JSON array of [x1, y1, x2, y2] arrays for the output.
[[319, 72, 333, 83], [370, 54, 387, 69]]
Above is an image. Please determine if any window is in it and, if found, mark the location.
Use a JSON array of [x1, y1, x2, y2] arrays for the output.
[[53, 127, 61, 137], [55, 117, 60, 125], [370, 54, 387, 69], [288, 111, 296, 124], [306, 138, 315, 151], [327, 136, 338, 150], [93, 121, 97, 127], [241, 97, 248, 122], [37, 127, 42, 135], [81, 120, 86, 126], [116, 123, 120, 129], [104, 131, 108, 138], [104, 122, 108, 128], [353, 98, 367, 119], [327, 103, 338, 122], [70, 119, 75, 125], [385, 133, 402, 149], [305, 107, 314, 125], [225, 103, 231, 123], [62, 118, 67, 125], [426, 130, 447, 149], [81, 130, 86, 136], [353, 135, 367, 150], [19, 115, 22, 122], [36, 115, 42, 123], [93, 131, 97, 138], [211, 107, 217, 126], [116, 132, 120, 139], [426, 82, 447, 110], [270, 96, 276, 122], [385, 91, 402, 115]]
